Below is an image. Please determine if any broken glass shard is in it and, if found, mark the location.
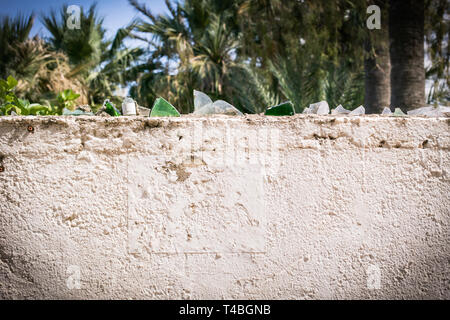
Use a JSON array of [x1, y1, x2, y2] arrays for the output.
[[407, 105, 450, 117], [122, 97, 137, 116], [194, 90, 213, 112], [193, 100, 243, 116], [393, 108, 406, 116], [192, 90, 243, 115], [381, 107, 392, 115], [150, 97, 180, 117], [264, 101, 295, 116], [331, 105, 350, 115], [138, 106, 150, 116], [407, 106, 434, 116], [439, 106, 450, 117], [193, 102, 214, 115], [63, 108, 94, 116], [212, 100, 243, 115], [349, 105, 365, 115], [104, 100, 121, 116], [309, 101, 329, 114]]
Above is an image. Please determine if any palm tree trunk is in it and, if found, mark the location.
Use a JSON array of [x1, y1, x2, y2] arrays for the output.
[[389, 0, 425, 111], [364, 0, 391, 114]]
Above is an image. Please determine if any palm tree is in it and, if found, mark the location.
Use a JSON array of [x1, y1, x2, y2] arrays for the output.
[[0, 14, 88, 105], [128, 0, 259, 113], [389, 0, 425, 110], [364, 0, 391, 113], [10, 38, 88, 104], [0, 14, 35, 80], [42, 4, 143, 104], [239, 0, 366, 111], [42, 4, 104, 70], [424, 0, 449, 105]]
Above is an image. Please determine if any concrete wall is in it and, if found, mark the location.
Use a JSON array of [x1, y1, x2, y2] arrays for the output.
[[0, 115, 449, 299]]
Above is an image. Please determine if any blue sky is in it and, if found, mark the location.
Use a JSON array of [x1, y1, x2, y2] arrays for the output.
[[1, 0, 168, 38]]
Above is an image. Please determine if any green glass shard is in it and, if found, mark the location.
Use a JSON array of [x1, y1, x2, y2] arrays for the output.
[[105, 101, 121, 116], [264, 101, 295, 116], [393, 108, 406, 117], [150, 97, 180, 117]]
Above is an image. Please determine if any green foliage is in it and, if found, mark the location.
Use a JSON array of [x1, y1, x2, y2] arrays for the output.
[[0, 76, 57, 115], [42, 4, 143, 105], [42, 4, 104, 68], [0, 15, 34, 79], [425, 0, 449, 105], [0, 76, 85, 116], [239, 0, 367, 112], [57, 89, 81, 112], [128, 0, 256, 113], [0, 76, 20, 108], [126, 0, 373, 113]]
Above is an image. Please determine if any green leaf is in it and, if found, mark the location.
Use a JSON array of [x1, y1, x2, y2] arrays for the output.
[[2, 104, 18, 115], [19, 99, 30, 108], [28, 104, 50, 115], [6, 76, 18, 90], [150, 98, 180, 117], [5, 93, 15, 103], [68, 93, 81, 101], [0, 80, 8, 92]]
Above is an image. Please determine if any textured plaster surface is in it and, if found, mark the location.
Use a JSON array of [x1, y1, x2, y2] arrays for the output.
[[0, 115, 449, 299]]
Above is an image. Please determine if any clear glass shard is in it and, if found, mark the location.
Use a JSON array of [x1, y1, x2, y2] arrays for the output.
[[122, 97, 137, 116], [63, 107, 94, 116], [213, 100, 243, 115], [193, 102, 214, 115], [381, 107, 392, 115], [194, 90, 213, 111], [349, 105, 365, 115], [193, 100, 243, 116], [438, 106, 450, 117], [302, 107, 311, 114], [408, 105, 450, 117], [332, 104, 350, 115], [138, 106, 150, 116], [407, 106, 435, 116], [309, 101, 329, 115], [192, 90, 242, 115]]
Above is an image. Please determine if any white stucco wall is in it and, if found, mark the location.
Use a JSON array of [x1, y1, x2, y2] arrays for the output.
[[0, 115, 449, 299]]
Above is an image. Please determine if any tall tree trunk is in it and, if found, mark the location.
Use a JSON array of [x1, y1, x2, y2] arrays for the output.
[[389, 0, 425, 111], [364, 0, 391, 114]]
